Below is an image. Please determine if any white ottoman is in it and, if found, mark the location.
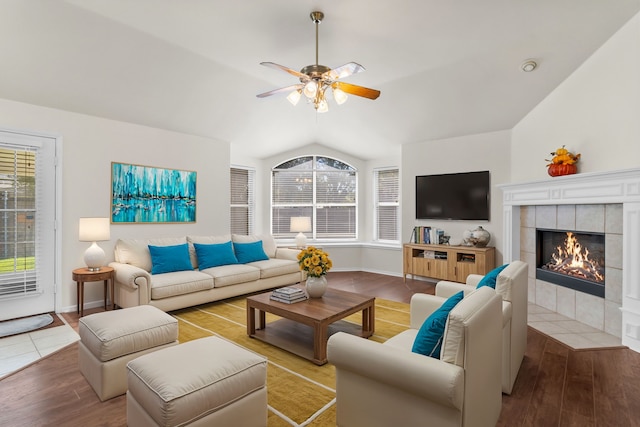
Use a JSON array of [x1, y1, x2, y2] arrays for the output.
[[126, 336, 268, 427], [79, 305, 178, 401]]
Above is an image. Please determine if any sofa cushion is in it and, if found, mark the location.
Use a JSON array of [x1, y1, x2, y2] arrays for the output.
[[194, 241, 238, 269], [148, 243, 193, 275], [232, 234, 277, 258], [247, 258, 300, 279], [187, 235, 232, 268], [115, 237, 187, 272], [412, 291, 464, 359], [476, 264, 509, 289], [150, 270, 214, 300], [234, 241, 270, 264], [200, 264, 261, 288]]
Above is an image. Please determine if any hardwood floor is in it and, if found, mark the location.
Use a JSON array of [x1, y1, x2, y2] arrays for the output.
[[1, 271, 639, 426]]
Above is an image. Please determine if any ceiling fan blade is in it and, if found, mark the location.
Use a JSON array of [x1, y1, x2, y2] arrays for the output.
[[326, 62, 366, 80], [260, 62, 307, 80], [333, 82, 380, 100], [256, 84, 304, 98]]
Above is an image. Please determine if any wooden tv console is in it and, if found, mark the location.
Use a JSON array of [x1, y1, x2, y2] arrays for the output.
[[403, 243, 495, 282]]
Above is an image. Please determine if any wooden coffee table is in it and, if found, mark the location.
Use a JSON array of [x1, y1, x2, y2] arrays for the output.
[[246, 286, 375, 365]]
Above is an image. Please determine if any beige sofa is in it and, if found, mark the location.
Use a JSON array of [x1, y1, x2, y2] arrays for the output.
[[435, 260, 528, 394], [110, 234, 304, 312], [327, 286, 503, 427]]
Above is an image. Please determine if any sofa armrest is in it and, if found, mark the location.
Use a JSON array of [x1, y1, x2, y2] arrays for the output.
[[409, 293, 447, 329], [466, 274, 483, 287], [435, 280, 476, 298], [327, 332, 464, 410], [109, 262, 152, 305], [275, 247, 300, 261]]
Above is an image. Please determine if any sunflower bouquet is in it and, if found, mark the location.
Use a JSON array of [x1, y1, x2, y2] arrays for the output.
[[297, 246, 333, 277]]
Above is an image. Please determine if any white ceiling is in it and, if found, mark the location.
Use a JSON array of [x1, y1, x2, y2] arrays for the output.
[[1, 0, 638, 160]]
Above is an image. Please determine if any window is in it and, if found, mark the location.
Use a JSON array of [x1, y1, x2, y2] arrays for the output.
[[230, 167, 255, 235], [374, 168, 399, 243], [272, 156, 357, 240]]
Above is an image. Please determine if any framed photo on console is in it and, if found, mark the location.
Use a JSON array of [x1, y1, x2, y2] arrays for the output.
[[111, 162, 197, 223]]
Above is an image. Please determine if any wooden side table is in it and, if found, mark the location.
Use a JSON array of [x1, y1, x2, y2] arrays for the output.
[[72, 266, 115, 317]]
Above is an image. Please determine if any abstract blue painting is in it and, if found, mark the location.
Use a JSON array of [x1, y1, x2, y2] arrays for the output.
[[111, 162, 197, 223]]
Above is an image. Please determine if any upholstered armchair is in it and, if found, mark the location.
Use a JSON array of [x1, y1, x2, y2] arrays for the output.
[[327, 287, 503, 427], [436, 260, 528, 394]]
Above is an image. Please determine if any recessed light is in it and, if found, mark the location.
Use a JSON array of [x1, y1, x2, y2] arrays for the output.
[[521, 60, 537, 72]]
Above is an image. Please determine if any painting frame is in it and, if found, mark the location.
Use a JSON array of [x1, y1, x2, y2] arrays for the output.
[[111, 162, 197, 224]]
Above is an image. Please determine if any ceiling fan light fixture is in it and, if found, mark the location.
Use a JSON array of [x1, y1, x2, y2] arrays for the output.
[[317, 98, 329, 113], [333, 87, 348, 105], [287, 89, 301, 106], [303, 80, 318, 98]]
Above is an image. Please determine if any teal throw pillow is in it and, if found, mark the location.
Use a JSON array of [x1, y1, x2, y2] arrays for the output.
[[412, 291, 464, 359], [234, 241, 269, 264], [148, 243, 193, 275], [194, 241, 238, 270], [476, 264, 509, 289]]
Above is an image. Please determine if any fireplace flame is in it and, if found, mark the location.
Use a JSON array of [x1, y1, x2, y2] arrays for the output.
[[547, 232, 604, 283]]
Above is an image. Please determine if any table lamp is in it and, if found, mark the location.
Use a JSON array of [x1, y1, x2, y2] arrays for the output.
[[79, 217, 110, 271], [290, 216, 312, 248]]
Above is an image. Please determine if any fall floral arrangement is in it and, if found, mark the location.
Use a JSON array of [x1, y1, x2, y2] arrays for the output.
[[297, 246, 333, 277], [546, 145, 580, 177]]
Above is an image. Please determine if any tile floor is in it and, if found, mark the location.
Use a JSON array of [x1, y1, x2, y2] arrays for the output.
[[528, 303, 623, 349], [0, 315, 80, 379]]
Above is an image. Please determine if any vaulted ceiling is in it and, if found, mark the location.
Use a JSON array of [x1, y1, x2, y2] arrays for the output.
[[1, 1, 638, 159]]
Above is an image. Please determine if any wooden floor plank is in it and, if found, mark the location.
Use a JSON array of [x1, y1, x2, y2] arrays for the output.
[[592, 349, 634, 427], [522, 340, 569, 427], [561, 351, 594, 420]]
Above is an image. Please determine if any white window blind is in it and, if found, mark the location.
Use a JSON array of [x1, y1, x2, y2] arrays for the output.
[[374, 168, 399, 243], [272, 156, 357, 239], [230, 167, 255, 235], [0, 145, 40, 299]]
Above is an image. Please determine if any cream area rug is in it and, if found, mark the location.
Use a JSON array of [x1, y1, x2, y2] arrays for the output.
[[171, 296, 410, 427]]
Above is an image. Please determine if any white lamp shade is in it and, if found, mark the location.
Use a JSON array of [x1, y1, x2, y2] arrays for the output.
[[79, 217, 110, 242], [290, 217, 311, 233]]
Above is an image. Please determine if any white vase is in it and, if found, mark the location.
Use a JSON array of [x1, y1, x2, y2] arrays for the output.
[[305, 276, 327, 298]]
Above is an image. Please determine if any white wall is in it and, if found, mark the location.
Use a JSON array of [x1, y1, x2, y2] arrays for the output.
[[512, 12, 640, 181], [0, 98, 230, 312], [402, 130, 512, 265]]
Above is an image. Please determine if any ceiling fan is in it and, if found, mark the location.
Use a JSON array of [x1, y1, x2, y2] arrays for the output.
[[257, 11, 380, 113]]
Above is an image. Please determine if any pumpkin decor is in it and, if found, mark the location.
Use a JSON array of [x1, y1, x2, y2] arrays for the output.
[[546, 146, 580, 177]]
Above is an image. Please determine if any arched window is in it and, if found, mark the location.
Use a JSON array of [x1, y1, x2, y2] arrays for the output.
[[272, 156, 357, 240]]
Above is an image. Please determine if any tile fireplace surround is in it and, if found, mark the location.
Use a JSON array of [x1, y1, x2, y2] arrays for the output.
[[498, 168, 640, 352]]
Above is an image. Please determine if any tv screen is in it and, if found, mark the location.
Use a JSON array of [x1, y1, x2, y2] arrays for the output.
[[415, 171, 490, 220]]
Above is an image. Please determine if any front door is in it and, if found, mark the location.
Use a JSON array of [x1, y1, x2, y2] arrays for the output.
[[0, 130, 57, 320]]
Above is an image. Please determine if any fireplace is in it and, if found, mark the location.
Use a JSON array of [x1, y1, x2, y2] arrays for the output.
[[536, 229, 605, 298], [497, 167, 640, 353]]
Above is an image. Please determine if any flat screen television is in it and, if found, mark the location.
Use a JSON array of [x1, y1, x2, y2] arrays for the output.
[[415, 171, 490, 220]]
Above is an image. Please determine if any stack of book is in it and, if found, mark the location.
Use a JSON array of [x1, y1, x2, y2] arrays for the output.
[[270, 286, 308, 304]]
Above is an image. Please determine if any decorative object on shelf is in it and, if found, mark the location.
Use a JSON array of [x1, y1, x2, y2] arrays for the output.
[[298, 246, 333, 298], [79, 217, 110, 271], [546, 145, 580, 177], [467, 226, 491, 248], [111, 162, 197, 223], [290, 216, 312, 248]]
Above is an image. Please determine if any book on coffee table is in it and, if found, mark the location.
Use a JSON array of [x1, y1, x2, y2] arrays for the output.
[[271, 286, 307, 304]]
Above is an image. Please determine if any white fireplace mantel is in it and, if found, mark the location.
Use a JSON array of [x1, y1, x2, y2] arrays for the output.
[[497, 167, 640, 352]]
